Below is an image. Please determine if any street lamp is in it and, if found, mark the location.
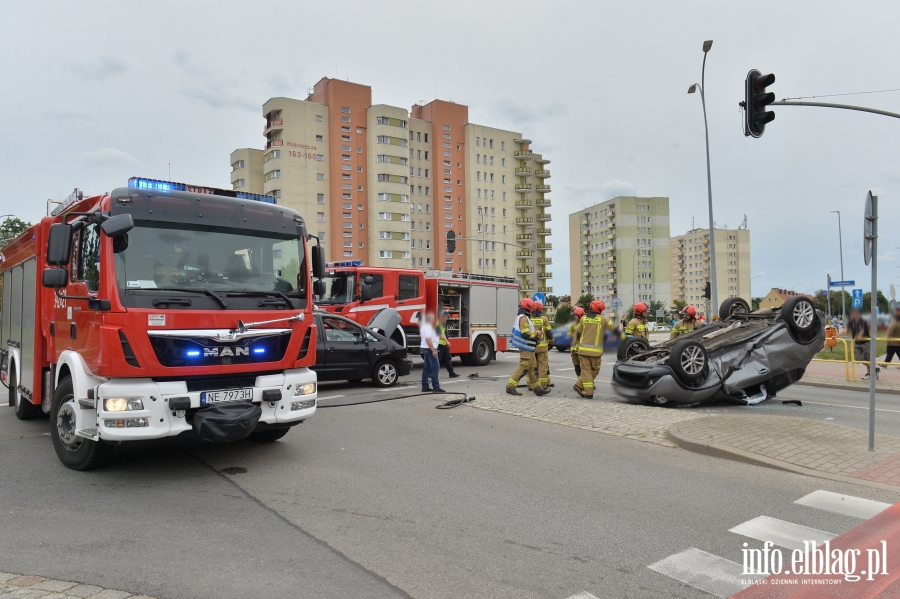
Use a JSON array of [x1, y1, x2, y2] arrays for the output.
[[687, 39, 719, 314], [831, 211, 847, 320], [632, 248, 640, 309]]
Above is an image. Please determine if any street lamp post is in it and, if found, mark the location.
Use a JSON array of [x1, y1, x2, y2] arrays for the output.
[[688, 39, 719, 315], [632, 248, 640, 310], [831, 211, 847, 320]]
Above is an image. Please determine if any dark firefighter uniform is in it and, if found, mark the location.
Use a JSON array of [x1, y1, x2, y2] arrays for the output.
[[507, 312, 540, 392], [625, 316, 649, 339], [670, 318, 701, 339], [531, 312, 553, 390], [574, 312, 614, 398]]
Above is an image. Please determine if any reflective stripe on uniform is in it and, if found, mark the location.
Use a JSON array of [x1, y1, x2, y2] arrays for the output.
[[578, 315, 609, 356]]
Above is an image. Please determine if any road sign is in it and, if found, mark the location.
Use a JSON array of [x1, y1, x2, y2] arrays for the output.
[[852, 288, 863, 309], [829, 280, 855, 287], [532, 292, 546, 306], [864, 190, 876, 266], [655, 309, 666, 318], [609, 298, 623, 312]]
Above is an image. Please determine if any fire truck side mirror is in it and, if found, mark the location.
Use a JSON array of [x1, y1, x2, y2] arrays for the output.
[[46, 223, 74, 266], [360, 283, 373, 302], [99, 213, 134, 238], [311, 245, 325, 279], [42, 267, 68, 289], [313, 279, 326, 297]]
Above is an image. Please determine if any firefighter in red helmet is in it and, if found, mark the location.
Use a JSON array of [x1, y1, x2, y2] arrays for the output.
[[568, 307, 585, 375], [506, 298, 544, 396], [625, 302, 649, 339], [573, 299, 615, 398], [670, 304, 701, 339]]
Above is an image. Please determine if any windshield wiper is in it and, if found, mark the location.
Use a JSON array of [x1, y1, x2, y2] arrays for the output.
[[156, 287, 228, 309], [226, 290, 295, 308]]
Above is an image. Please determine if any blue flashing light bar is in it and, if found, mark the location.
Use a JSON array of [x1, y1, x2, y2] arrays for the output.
[[186, 350, 201, 357], [325, 260, 364, 268], [127, 177, 277, 204], [253, 348, 266, 354]]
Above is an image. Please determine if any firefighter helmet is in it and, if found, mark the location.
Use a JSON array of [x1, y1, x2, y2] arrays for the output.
[[534, 300, 543, 310], [520, 298, 536, 311], [634, 302, 649, 317], [681, 305, 697, 318], [590, 299, 606, 314], [573, 307, 585, 317]]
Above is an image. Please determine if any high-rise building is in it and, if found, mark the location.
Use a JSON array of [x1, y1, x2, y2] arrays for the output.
[[229, 77, 553, 295], [670, 227, 751, 315], [568, 196, 671, 318]]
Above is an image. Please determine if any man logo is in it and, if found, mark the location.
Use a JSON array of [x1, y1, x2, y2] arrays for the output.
[[202, 347, 250, 357]]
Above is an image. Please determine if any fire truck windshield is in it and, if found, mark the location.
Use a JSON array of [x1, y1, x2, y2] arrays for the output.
[[113, 220, 308, 304], [315, 273, 355, 304]]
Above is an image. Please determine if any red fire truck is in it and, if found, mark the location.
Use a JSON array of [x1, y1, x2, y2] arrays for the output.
[[315, 263, 520, 365], [0, 177, 326, 470]]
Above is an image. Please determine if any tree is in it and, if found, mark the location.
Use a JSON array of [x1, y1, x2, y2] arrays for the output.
[[559, 294, 571, 304], [672, 298, 687, 314], [553, 304, 574, 326], [751, 297, 763, 310], [576, 293, 594, 311], [862, 290, 889, 315], [545, 294, 560, 307], [0, 217, 30, 247]]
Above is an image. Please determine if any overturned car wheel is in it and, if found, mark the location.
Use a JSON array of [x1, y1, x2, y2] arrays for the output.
[[669, 339, 708, 383], [781, 296, 817, 334], [618, 337, 651, 361], [719, 297, 751, 320]]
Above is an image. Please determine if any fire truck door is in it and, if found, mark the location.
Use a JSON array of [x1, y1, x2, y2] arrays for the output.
[[59, 224, 103, 365]]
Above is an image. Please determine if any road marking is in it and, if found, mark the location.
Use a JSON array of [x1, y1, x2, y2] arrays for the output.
[[565, 593, 600, 599], [728, 516, 835, 550], [648, 548, 757, 598], [317, 394, 346, 400], [557, 367, 576, 371], [799, 400, 900, 414], [795, 490, 891, 520]]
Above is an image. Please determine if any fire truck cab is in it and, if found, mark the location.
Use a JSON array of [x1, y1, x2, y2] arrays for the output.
[[1, 178, 325, 470], [315, 263, 519, 366]]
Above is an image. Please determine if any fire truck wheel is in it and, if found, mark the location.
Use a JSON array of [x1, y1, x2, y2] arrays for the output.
[[50, 377, 112, 471], [372, 359, 399, 388], [470, 336, 493, 367], [11, 368, 41, 421], [248, 427, 291, 443]]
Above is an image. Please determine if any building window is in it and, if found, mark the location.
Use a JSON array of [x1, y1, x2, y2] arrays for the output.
[[316, 194, 325, 204], [341, 106, 350, 113], [316, 135, 324, 142], [341, 116, 350, 122], [316, 173, 324, 180], [316, 154, 324, 161], [316, 115, 323, 122], [233, 179, 245, 188], [316, 212, 325, 222]]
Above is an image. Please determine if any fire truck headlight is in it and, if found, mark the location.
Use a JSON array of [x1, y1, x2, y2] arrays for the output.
[[103, 398, 144, 412], [293, 383, 316, 396]]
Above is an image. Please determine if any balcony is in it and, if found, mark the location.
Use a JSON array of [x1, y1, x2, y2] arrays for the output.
[[517, 233, 534, 241], [536, 212, 551, 222], [520, 281, 535, 291], [517, 250, 534, 258], [538, 272, 552, 279], [535, 157, 550, 165], [538, 286, 553, 293], [514, 150, 533, 161], [515, 184, 532, 193], [535, 198, 551, 207], [538, 257, 552, 265], [515, 217, 533, 224], [608, 266, 616, 273], [266, 139, 283, 149], [515, 199, 532, 210], [513, 138, 532, 146], [536, 228, 551, 236], [535, 184, 551, 193], [517, 267, 534, 274], [607, 277, 616, 284], [607, 221, 615, 228], [534, 169, 551, 178], [264, 119, 283, 133], [515, 167, 533, 177], [537, 243, 552, 250]]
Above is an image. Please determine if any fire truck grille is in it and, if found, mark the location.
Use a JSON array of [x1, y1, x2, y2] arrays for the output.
[[149, 333, 291, 368], [170, 374, 276, 393]]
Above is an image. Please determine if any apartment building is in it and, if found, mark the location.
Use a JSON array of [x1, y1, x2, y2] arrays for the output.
[[569, 196, 671, 317], [229, 77, 552, 294], [670, 227, 751, 311]]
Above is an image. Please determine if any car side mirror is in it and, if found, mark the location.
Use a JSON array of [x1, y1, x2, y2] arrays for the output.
[[311, 245, 325, 279], [360, 283, 372, 302], [313, 279, 326, 298], [42, 267, 68, 289], [100, 213, 134, 237], [46, 223, 74, 265]]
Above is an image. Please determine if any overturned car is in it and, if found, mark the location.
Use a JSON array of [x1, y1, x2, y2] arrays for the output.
[[611, 296, 824, 406]]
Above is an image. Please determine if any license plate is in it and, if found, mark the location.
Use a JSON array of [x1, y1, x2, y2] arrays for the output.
[[201, 388, 254, 405]]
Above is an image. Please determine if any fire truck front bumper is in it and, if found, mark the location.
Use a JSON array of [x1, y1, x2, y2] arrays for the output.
[[90, 368, 317, 442]]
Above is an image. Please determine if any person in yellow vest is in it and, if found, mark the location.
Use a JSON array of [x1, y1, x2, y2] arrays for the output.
[[574, 300, 615, 398], [531, 300, 554, 391], [625, 302, 650, 339], [670, 304, 701, 339], [506, 298, 546, 396], [568, 307, 585, 376], [436, 310, 459, 377]]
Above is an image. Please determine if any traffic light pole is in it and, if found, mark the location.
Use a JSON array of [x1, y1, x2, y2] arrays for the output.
[[771, 100, 900, 120]]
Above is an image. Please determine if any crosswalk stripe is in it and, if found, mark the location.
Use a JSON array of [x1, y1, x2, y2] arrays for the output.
[[729, 516, 835, 550], [565, 593, 600, 599], [648, 548, 759, 598], [795, 490, 891, 520]]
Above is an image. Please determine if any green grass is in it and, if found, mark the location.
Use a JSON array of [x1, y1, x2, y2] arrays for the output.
[[815, 334, 888, 361]]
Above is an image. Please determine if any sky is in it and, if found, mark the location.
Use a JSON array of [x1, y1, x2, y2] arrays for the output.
[[3, 1, 900, 301]]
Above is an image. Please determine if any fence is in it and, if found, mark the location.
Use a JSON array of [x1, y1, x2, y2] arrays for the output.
[[811, 336, 900, 381]]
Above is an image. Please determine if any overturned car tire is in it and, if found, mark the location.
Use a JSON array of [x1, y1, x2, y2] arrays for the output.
[[781, 295, 817, 334], [669, 339, 708, 383], [719, 297, 751, 320], [618, 337, 651, 361]]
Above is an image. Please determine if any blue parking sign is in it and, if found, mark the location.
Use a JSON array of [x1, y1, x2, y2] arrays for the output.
[[852, 288, 864, 309]]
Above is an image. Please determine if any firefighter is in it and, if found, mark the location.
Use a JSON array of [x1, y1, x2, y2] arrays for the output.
[[625, 302, 650, 339], [573, 300, 614, 399], [670, 304, 701, 339], [531, 300, 554, 391], [506, 298, 545, 396], [568, 307, 585, 376]]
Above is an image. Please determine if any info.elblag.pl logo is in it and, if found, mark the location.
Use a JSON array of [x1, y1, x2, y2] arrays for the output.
[[742, 541, 888, 584]]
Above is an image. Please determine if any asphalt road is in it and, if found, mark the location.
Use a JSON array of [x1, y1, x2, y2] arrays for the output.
[[1, 350, 899, 599]]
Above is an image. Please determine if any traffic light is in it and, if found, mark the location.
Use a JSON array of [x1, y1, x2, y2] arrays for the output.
[[743, 69, 776, 138], [703, 281, 711, 299], [446, 230, 456, 254]]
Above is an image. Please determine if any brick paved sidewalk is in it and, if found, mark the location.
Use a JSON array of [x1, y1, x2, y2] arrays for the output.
[[800, 359, 900, 394], [469, 392, 715, 446], [668, 415, 900, 492], [0, 572, 154, 599]]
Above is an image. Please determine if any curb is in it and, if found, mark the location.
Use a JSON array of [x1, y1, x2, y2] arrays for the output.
[[666, 418, 900, 493], [797, 379, 900, 395]]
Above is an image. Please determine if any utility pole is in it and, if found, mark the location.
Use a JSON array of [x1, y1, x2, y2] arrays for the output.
[[832, 211, 847, 320]]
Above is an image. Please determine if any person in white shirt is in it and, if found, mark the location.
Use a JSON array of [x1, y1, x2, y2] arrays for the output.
[[419, 312, 443, 392]]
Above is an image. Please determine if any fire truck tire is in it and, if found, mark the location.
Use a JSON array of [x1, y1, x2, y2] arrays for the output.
[[50, 377, 112, 471], [470, 336, 493, 367], [11, 368, 41, 421], [248, 427, 291, 443]]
